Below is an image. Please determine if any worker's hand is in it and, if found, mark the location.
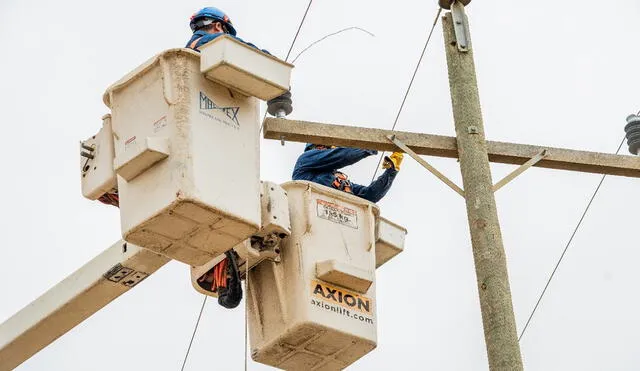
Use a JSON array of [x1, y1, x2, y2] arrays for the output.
[[382, 152, 404, 171]]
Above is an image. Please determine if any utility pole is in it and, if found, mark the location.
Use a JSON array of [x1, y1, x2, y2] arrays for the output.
[[442, 3, 523, 369], [262, 2, 640, 369]]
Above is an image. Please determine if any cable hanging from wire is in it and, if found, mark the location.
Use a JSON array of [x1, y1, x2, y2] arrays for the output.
[[290, 26, 375, 64], [370, 7, 442, 181], [259, 25, 375, 136], [518, 135, 627, 341]]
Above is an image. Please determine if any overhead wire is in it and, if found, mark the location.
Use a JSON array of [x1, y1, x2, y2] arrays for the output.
[[180, 296, 208, 371], [244, 256, 250, 371], [284, 0, 313, 62], [259, 0, 314, 134], [181, 2, 314, 370], [370, 7, 443, 181], [518, 136, 627, 341]]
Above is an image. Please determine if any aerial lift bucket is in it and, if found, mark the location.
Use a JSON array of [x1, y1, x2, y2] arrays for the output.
[[247, 181, 406, 370], [91, 36, 292, 267]]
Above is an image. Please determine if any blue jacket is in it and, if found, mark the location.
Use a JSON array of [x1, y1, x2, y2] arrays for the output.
[[292, 147, 398, 203], [186, 30, 270, 54]]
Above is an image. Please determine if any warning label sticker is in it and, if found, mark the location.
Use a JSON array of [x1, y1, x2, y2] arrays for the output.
[[316, 199, 358, 229]]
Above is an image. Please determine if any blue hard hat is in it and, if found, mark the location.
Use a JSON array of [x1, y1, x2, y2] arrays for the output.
[[190, 7, 237, 36], [304, 143, 316, 151]]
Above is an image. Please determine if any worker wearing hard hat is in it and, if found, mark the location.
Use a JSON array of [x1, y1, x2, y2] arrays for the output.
[[186, 7, 269, 53], [186, 7, 293, 117], [293, 144, 404, 203]]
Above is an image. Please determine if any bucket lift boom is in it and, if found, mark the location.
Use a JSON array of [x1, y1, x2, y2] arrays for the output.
[[0, 35, 408, 371]]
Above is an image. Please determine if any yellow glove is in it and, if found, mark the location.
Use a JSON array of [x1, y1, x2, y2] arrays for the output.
[[382, 152, 404, 171]]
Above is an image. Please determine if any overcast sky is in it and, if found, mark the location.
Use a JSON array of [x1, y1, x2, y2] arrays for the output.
[[1, 0, 640, 370]]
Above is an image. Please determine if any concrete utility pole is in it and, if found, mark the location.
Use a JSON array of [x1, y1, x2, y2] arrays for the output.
[[442, 4, 523, 369]]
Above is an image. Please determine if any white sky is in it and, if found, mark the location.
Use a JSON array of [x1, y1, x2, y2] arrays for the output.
[[1, 0, 640, 370]]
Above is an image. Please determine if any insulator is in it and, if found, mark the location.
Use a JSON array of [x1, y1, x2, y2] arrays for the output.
[[624, 114, 640, 155], [267, 91, 293, 117]]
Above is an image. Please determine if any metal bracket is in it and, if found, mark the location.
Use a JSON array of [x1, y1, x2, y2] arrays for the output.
[[387, 135, 465, 197], [451, 1, 469, 52], [493, 149, 549, 192]]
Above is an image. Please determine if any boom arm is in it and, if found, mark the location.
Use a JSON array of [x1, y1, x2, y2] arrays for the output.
[[0, 241, 169, 371]]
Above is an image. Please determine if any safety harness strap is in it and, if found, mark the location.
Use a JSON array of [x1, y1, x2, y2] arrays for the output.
[[332, 172, 353, 194], [189, 37, 203, 50]]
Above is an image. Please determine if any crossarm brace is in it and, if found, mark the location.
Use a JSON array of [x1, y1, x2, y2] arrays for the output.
[[493, 149, 548, 192], [387, 135, 465, 197]]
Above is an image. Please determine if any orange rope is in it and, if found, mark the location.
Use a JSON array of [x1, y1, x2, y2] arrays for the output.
[[212, 258, 228, 289], [197, 257, 230, 293], [219, 259, 228, 288]]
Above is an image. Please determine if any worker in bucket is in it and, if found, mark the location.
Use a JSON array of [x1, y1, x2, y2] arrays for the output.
[[186, 7, 287, 310], [186, 6, 293, 118], [293, 144, 404, 203], [186, 7, 269, 53]]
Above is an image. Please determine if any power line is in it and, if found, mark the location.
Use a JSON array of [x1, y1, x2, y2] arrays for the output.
[[180, 296, 207, 371], [259, 0, 314, 134], [371, 7, 442, 181], [285, 0, 313, 62], [518, 136, 627, 341], [244, 258, 250, 370]]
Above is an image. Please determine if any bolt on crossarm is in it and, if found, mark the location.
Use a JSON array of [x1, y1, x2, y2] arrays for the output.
[[442, 3, 524, 370]]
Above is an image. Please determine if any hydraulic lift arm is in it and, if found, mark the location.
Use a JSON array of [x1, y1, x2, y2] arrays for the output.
[[0, 240, 169, 371]]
